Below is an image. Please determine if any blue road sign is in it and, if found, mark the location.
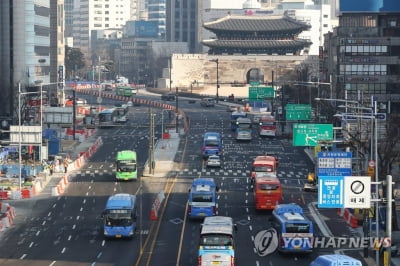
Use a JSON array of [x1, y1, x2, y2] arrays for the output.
[[317, 152, 352, 176], [318, 176, 344, 208]]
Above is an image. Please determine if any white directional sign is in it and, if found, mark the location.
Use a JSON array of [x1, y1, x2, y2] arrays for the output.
[[344, 176, 371, 208]]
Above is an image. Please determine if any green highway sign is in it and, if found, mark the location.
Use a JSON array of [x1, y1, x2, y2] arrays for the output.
[[292, 123, 333, 146], [248, 86, 274, 101], [249, 81, 260, 86], [286, 104, 312, 121]]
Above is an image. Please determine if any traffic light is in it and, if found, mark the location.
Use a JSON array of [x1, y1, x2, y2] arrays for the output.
[[0, 118, 11, 140]]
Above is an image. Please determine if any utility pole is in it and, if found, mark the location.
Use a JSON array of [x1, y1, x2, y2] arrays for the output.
[[72, 89, 76, 140], [148, 108, 155, 175], [169, 58, 172, 92], [175, 87, 179, 133]]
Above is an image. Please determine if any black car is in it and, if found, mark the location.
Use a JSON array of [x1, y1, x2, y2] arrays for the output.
[[161, 92, 176, 101]]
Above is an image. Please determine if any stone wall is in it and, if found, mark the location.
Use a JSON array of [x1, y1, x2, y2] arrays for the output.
[[169, 54, 311, 97]]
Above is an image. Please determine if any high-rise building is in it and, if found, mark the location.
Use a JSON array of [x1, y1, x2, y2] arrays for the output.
[[166, 0, 202, 53], [71, 0, 133, 63], [0, 0, 65, 119], [322, 0, 400, 113], [148, 0, 166, 39]]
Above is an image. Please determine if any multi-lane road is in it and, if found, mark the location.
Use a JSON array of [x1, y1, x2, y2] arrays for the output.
[[0, 91, 363, 266]]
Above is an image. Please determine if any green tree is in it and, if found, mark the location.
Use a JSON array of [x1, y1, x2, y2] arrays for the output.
[[65, 46, 85, 80]]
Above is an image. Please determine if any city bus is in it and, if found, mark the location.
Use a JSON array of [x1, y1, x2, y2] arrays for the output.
[[254, 174, 282, 210], [259, 115, 277, 137], [271, 203, 314, 253], [201, 132, 222, 158], [310, 254, 362, 266], [198, 216, 237, 266], [230, 111, 247, 131], [101, 193, 138, 238], [114, 104, 129, 123], [98, 108, 118, 128], [115, 150, 137, 180], [250, 155, 278, 183], [188, 178, 219, 219], [116, 85, 133, 97], [235, 117, 252, 140]]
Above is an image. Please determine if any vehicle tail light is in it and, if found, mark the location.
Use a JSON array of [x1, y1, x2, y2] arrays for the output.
[[280, 237, 285, 247], [188, 205, 191, 214], [231, 256, 234, 266], [198, 256, 201, 266], [213, 206, 217, 215]]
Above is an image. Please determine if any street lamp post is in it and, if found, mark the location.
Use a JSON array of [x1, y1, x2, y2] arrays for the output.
[[210, 59, 219, 103], [325, 97, 383, 265], [161, 109, 170, 139]]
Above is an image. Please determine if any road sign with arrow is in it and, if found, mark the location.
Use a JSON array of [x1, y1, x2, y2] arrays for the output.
[[292, 123, 333, 146]]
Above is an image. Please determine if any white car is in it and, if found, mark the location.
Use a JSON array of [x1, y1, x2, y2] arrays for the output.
[[206, 155, 221, 167], [127, 101, 133, 107], [76, 98, 87, 105]]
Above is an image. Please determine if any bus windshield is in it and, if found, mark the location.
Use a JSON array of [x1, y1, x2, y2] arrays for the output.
[[205, 139, 219, 146], [116, 160, 136, 172], [285, 223, 311, 233], [237, 123, 251, 129], [105, 209, 133, 226], [253, 165, 274, 172], [258, 183, 280, 190], [200, 235, 233, 246], [99, 113, 112, 122], [192, 193, 213, 202], [261, 121, 275, 126]]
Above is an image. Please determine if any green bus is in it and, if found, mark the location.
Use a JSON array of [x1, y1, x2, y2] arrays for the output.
[[116, 150, 137, 180], [116, 86, 133, 97]]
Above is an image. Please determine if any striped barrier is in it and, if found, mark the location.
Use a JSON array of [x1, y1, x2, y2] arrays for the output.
[[337, 208, 359, 228], [0, 203, 16, 231], [53, 136, 103, 196]]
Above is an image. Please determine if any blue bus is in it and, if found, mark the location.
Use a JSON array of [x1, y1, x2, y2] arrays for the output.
[[271, 203, 314, 253], [230, 111, 247, 131], [201, 132, 222, 158], [98, 108, 118, 128], [310, 254, 362, 266], [188, 178, 219, 219], [101, 193, 138, 238]]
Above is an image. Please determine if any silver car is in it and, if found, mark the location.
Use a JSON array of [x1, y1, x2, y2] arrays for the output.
[[206, 155, 221, 167]]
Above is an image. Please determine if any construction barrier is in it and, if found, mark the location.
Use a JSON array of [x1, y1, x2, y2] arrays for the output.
[[0, 203, 16, 231], [337, 208, 359, 228], [0, 191, 9, 200], [21, 189, 32, 199], [150, 191, 165, 221]]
